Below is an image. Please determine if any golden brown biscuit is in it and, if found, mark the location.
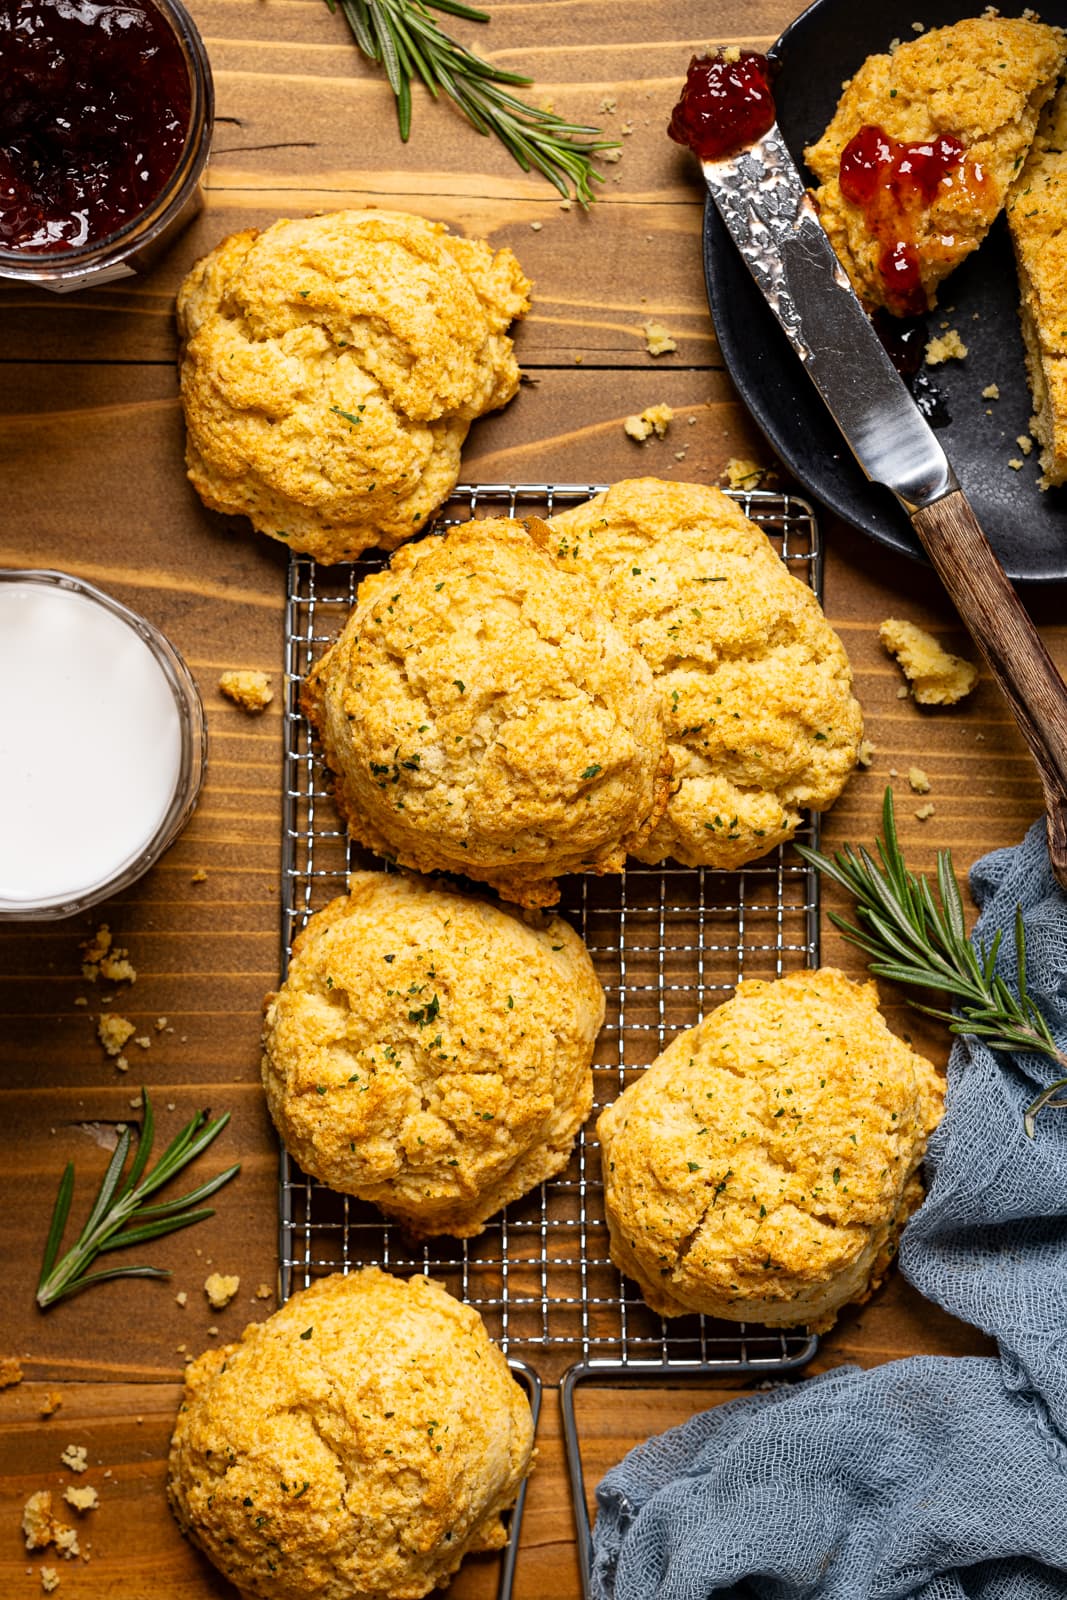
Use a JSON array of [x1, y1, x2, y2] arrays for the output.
[[806, 18, 1065, 315], [548, 479, 862, 869], [167, 1269, 535, 1600], [302, 517, 672, 907], [262, 872, 604, 1236], [176, 210, 531, 563], [597, 969, 943, 1332], [1008, 83, 1067, 488]]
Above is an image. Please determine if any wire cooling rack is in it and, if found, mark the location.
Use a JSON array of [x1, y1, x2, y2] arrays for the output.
[[279, 484, 823, 1385]]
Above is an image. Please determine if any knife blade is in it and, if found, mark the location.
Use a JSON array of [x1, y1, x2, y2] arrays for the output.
[[699, 118, 1067, 888], [702, 124, 956, 511]]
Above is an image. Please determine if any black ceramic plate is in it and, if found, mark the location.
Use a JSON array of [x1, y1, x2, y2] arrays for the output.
[[703, 0, 1067, 582]]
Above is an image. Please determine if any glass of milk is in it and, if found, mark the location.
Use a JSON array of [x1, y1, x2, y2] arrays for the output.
[[0, 570, 207, 919]]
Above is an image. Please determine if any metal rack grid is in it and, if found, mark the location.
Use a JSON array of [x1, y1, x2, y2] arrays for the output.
[[279, 484, 822, 1383]]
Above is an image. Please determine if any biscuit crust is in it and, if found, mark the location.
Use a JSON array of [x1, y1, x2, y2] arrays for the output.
[[302, 517, 672, 907], [176, 211, 531, 563], [262, 872, 605, 1236], [597, 969, 944, 1332], [548, 480, 862, 869], [167, 1269, 535, 1600], [806, 18, 1066, 314], [1008, 84, 1067, 488]]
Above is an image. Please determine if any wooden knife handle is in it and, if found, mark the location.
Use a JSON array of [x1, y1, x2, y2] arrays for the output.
[[910, 489, 1067, 889]]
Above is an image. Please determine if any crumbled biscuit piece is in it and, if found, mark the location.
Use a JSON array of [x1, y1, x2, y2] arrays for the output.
[[218, 670, 273, 714], [642, 321, 676, 355], [857, 738, 877, 768], [879, 618, 979, 705], [155, 1016, 168, 1031], [54, 1526, 79, 1560], [599, 95, 617, 112], [601, 147, 622, 164], [80, 926, 111, 970], [982, 383, 1000, 399], [621, 121, 635, 135], [1009, 457, 1025, 470], [40, 1392, 62, 1418], [62, 1487, 98, 1515], [133, 1035, 151, 1050], [722, 44, 742, 62], [624, 404, 674, 442], [529, 221, 542, 232], [0, 1355, 22, 1388], [73, 997, 88, 1007], [558, 198, 572, 211], [115, 1055, 129, 1073], [23, 1490, 56, 1550], [175, 1291, 188, 1308], [97, 1014, 135, 1057], [204, 1272, 240, 1310], [191, 868, 208, 883], [925, 330, 969, 365], [60, 1445, 88, 1474], [1017, 435, 1034, 455], [40, 1570, 59, 1594], [915, 802, 936, 820], [255, 1283, 273, 1300], [721, 456, 768, 490], [909, 766, 931, 793]]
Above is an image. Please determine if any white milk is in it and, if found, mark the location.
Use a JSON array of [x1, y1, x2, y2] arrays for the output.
[[0, 580, 184, 906]]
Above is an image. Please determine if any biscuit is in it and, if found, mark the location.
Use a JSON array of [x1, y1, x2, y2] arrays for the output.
[[262, 872, 604, 1236], [548, 480, 862, 869], [806, 18, 1066, 315], [1008, 83, 1067, 488], [167, 1269, 535, 1600], [176, 210, 531, 563], [302, 517, 672, 907], [597, 968, 943, 1332]]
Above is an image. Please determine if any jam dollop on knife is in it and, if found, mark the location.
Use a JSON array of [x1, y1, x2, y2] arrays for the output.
[[668, 50, 776, 162], [0, 0, 192, 253], [837, 124, 987, 317]]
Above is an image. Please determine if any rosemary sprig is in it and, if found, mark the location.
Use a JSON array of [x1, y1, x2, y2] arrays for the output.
[[326, 0, 618, 204], [796, 787, 1067, 1137], [37, 1092, 240, 1309]]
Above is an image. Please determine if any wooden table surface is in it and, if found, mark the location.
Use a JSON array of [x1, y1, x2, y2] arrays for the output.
[[2, 2, 1065, 1596]]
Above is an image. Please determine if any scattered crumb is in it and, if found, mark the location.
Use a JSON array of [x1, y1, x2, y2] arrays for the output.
[[982, 383, 1000, 400], [204, 1272, 240, 1311], [191, 868, 208, 883], [721, 456, 770, 490], [925, 330, 968, 365], [915, 803, 936, 821], [574, 355, 583, 365], [1017, 435, 1033, 455], [908, 766, 931, 794], [673, 449, 688, 461], [60, 1445, 88, 1474], [601, 147, 622, 164], [175, 1291, 188, 1308], [97, 1014, 135, 1058], [81, 926, 136, 985], [976, 731, 985, 741], [133, 1035, 151, 1050], [155, 1016, 168, 1031], [62, 1487, 98, 1515], [40, 1392, 62, 1418], [856, 738, 876, 768], [256, 1283, 273, 1300], [687, 415, 697, 425], [896, 685, 910, 698], [0, 1355, 23, 1388], [621, 121, 635, 136], [80, 926, 110, 969], [1008, 457, 1025, 470], [889, 767, 899, 778], [879, 618, 978, 705], [911, 19, 925, 30], [115, 1055, 129, 1074], [128, 1095, 142, 1111], [558, 198, 572, 211], [624, 403, 673, 442], [529, 221, 542, 232], [41, 1570, 59, 1595], [218, 669, 273, 714], [599, 95, 616, 113], [721, 44, 742, 62], [642, 321, 676, 356], [207, 1326, 219, 1337], [73, 997, 88, 1008], [23, 1491, 55, 1550]]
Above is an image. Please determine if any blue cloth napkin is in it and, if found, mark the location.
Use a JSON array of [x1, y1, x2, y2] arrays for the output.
[[592, 821, 1067, 1600]]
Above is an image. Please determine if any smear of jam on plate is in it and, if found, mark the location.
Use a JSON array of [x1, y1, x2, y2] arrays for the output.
[[0, 0, 192, 253], [668, 51, 776, 162], [838, 124, 988, 317]]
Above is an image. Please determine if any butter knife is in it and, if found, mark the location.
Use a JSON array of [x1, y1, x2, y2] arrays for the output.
[[702, 122, 1067, 886]]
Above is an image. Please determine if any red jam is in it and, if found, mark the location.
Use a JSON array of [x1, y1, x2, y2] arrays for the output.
[[668, 51, 776, 162], [0, 0, 192, 254], [837, 124, 983, 316]]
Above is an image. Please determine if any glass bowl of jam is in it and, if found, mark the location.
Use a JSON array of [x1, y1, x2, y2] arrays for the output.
[[0, 0, 214, 293]]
